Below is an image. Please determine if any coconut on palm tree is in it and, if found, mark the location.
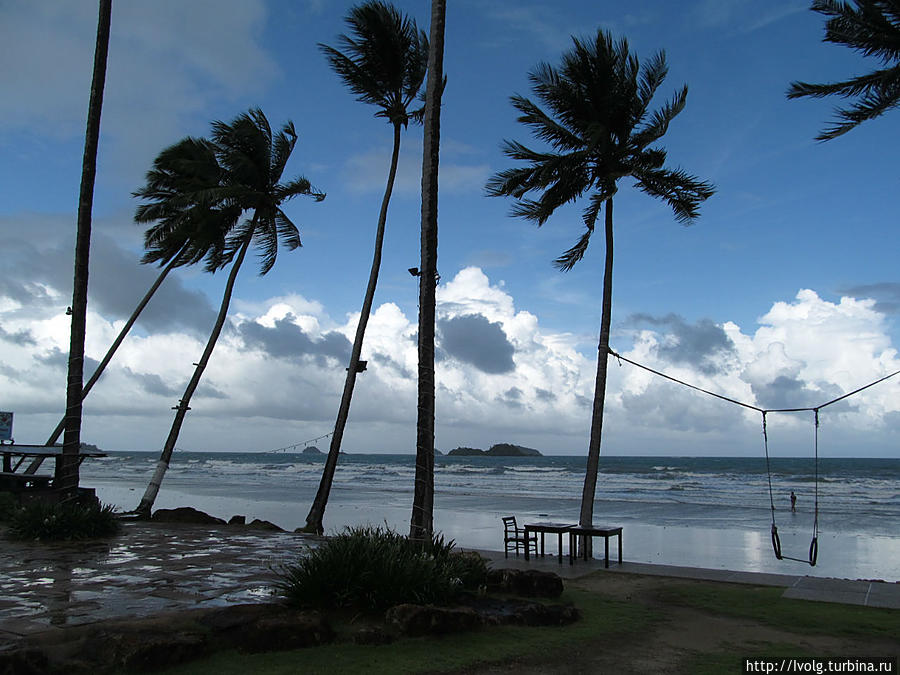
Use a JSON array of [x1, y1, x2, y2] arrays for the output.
[[788, 0, 900, 140], [486, 30, 715, 536], [135, 109, 324, 516], [304, 0, 428, 535]]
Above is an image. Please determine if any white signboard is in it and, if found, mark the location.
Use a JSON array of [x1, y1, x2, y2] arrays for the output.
[[0, 411, 12, 441]]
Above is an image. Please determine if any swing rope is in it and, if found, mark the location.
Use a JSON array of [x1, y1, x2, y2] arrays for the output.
[[608, 347, 900, 567]]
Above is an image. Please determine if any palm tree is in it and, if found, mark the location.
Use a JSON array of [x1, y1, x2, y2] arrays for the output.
[[409, 0, 446, 543], [37, 138, 231, 463], [486, 30, 715, 536], [304, 1, 428, 535], [788, 0, 900, 140], [57, 0, 112, 497], [135, 109, 324, 516]]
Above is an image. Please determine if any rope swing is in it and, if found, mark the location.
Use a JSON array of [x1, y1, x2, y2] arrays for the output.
[[608, 348, 900, 566]]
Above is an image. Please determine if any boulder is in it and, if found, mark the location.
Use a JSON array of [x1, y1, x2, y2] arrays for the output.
[[150, 507, 225, 525], [246, 519, 284, 532], [487, 568, 564, 598], [459, 595, 580, 627], [385, 604, 482, 637], [196, 604, 333, 654]]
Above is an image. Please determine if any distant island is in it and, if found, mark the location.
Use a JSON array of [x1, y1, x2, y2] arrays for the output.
[[301, 446, 323, 455], [447, 443, 541, 457]]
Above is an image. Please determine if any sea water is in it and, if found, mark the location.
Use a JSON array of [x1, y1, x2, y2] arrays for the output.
[[81, 452, 900, 581]]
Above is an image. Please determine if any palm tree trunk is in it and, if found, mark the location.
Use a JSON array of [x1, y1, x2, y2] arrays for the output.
[[579, 197, 614, 548], [135, 228, 254, 516], [57, 0, 111, 497], [304, 121, 403, 534], [410, 0, 446, 542], [37, 246, 186, 470]]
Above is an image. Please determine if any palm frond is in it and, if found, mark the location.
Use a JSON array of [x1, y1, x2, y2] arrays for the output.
[[633, 167, 716, 224]]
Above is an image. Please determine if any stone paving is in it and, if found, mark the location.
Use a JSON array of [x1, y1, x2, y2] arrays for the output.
[[2, 523, 897, 652], [0, 521, 316, 648]]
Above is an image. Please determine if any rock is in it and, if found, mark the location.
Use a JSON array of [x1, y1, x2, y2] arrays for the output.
[[487, 568, 564, 598], [385, 604, 482, 637], [196, 604, 333, 654], [0, 647, 49, 675], [246, 519, 284, 532], [353, 627, 393, 645], [150, 507, 226, 525], [228, 515, 246, 525], [458, 594, 580, 627]]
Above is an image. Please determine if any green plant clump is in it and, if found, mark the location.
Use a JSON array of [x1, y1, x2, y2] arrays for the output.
[[276, 525, 488, 611], [0, 492, 19, 522], [8, 500, 121, 541]]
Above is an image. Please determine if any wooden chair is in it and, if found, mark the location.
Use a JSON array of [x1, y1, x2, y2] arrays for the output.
[[502, 516, 537, 558]]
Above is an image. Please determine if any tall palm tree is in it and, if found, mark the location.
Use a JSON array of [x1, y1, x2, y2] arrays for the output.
[[788, 0, 900, 140], [486, 30, 715, 535], [304, 0, 428, 534], [135, 109, 324, 516], [409, 0, 446, 543], [38, 138, 231, 463], [57, 0, 112, 496]]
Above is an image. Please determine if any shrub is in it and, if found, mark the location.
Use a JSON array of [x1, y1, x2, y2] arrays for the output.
[[276, 525, 489, 611], [8, 500, 121, 541], [0, 492, 19, 522]]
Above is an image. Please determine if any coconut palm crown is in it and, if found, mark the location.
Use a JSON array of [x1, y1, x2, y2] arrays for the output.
[[788, 0, 900, 140], [487, 29, 715, 531], [487, 30, 715, 269], [319, 0, 429, 127]]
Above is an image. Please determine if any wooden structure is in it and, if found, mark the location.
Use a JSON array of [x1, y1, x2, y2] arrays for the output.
[[523, 522, 577, 563], [0, 444, 106, 505], [502, 515, 538, 558], [568, 525, 623, 568]]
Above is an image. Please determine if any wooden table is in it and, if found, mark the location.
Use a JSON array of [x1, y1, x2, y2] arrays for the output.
[[568, 525, 623, 568], [523, 522, 577, 563], [0, 445, 106, 493]]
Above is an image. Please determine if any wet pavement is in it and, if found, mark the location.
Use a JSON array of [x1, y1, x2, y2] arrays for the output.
[[0, 521, 316, 648], [2, 523, 897, 653]]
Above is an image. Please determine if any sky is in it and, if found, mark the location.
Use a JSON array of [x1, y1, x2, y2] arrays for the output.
[[1, 0, 898, 458]]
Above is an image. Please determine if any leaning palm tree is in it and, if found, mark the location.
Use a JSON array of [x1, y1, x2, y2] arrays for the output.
[[57, 0, 112, 496], [36, 138, 233, 464], [788, 0, 900, 140], [486, 30, 715, 535], [135, 109, 324, 516], [409, 0, 446, 543], [304, 0, 428, 535]]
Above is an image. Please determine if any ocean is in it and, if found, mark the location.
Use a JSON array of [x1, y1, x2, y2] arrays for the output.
[[80, 452, 900, 581]]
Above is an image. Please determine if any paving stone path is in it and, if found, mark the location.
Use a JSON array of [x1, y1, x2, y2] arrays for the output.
[[0, 521, 316, 647]]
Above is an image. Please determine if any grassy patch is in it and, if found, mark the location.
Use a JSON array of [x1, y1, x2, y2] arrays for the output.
[[158, 588, 659, 675], [658, 582, 900, 640], [274, 526, 488, 611], [7, 500, 121, 541], [681, 642, 821, 675]]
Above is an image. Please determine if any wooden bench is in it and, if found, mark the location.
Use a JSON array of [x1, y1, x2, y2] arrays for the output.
[[0, 471, 53, 490], [568, 525, 623, 568]]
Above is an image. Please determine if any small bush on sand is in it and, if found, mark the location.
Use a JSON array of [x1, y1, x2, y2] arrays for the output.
[[8, 500, 121, 541], [276, 525, 488, 611]]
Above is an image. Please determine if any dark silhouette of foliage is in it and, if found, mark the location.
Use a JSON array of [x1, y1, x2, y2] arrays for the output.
[[788, 0, 900, 140]]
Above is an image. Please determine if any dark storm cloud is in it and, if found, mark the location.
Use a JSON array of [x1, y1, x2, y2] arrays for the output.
[[122, 368, 181, 397], [499, 386, 524, 408], [437, 314, 515, 374], [839, 282, 900, 315], [627, 313, 736, 375], [749, 376, 856, 413], [35, 348, 99, 375], [2, 227, 216, 335], [0, 325, 37, 346], [238, 316, 351, 365]]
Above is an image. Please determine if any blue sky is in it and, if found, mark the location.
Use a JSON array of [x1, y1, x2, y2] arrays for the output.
[[1, 0, 898, 457]]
